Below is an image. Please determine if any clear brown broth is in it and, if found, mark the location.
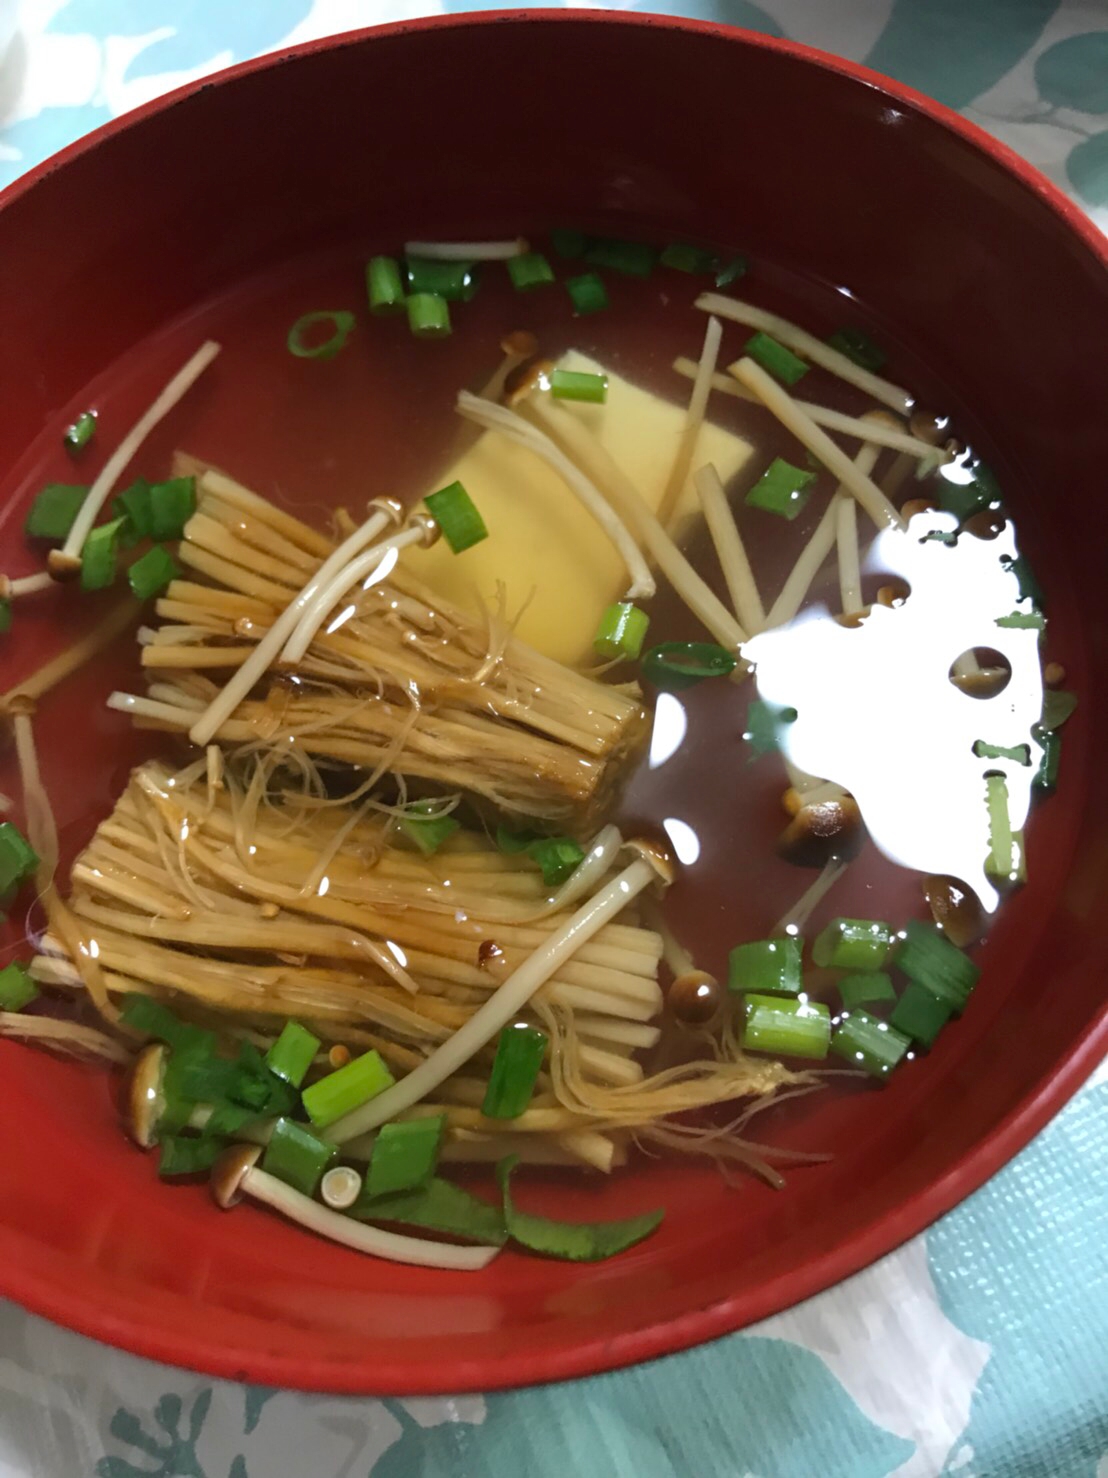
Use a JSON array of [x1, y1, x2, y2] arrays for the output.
[[0, 239, 1053, 1089]]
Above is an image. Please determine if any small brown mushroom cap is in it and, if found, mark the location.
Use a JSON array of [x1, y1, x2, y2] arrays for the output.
[[922, 874, 985, 948], [908, 409, 950, 446], [625, 835, 675, 887], [876, 579, 911, 608], [901, 497, 938, 521], [368, 495, 405, 526], [505, 356, 556, 407], [46, 549, 82, 581], [500, 329, 539, 360], [950, 667, 1010, 699], [778, 795, 864, 868], [210, 1143, 262, 1209], [861, 408, 904, 432], [668, 970, 723, 1027], [125, 1043, 168, 1150], [962, 509, 1007, 541], [407, 511, 442, 548], [2, 692, 37, 719]]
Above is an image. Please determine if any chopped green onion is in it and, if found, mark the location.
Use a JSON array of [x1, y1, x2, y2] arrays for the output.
[[526, 837, 585, 888], [1001, 553, 1043, 607], [973, 739, 1031, 765], [895, 919, 979, 1011], [396, 800, 461, 855], [746, 457, 817, 520], [985, 772, 1024, 884], [148, 476, 197, 541], [112, 479, 154, 541], [995, 611, 1045, 630], [286, 309, 356, 360], [507, 251, 555, 291], [496, 824, 544, 855], [641, 641, 737, 691], [262, 1116, 335, 1196], [889, 981, 952, 1049], [550, 229, 588, 259], [253, 1110, 321, 1173], [223, 1041, 298, 1117], [79, 517, 125, 592], [63, 410, 97, 455], [812, 918, 893, 971], [826, 328, 886, 372], [743, 698, 798, 756], [583, 238, 657, 278], [24, 484, 87, 541], [593, 602, 650, 661], [0, 822, 39, 895], [127, 544, 181, 600], [728, 937, 803, 997], [830, 1009, 910, 1078], [424, 479, 487, 552], [741, 994, 830, 1058], [406, 292, 452, 339], [1041, 689, 1077, 731], [549, 369, 607, 403], [158, 1135, 226, 1178], [0, 962, 38, 1012], [351, 1175, 507, 1245], [714, 254, 748, 288], [923, 529, 957, 546], [0, 599, 10, 636], [404, 257, 477, 301], [838, 972, 895, 1009], [497, 1156, 663, 1261], [367, 1114, 445, 1198], [482, 1024, 547, 1118], [366, 256, 406, 314], [1032, 726, 1062, 792], [301, 1048, 395, 1129], [264, 1020, 321, 1088], [120, 992, 216, 1057], [565, 272, 608, 315], [660, 243, 717, 274], [744, 331, 809, 386]]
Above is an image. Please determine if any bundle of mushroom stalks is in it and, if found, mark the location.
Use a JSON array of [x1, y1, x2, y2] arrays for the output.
[[30, 758, 808, 1184], [108, 461, 648, 833]]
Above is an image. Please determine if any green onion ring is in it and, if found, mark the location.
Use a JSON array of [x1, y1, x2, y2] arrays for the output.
[[287, 310, 356, 361]]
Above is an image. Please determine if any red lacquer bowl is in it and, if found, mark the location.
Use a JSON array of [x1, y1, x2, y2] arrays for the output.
[[0, 11, 1106, 1394]]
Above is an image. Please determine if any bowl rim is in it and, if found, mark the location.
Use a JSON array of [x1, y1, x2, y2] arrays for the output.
[[1, 6, 1106, 1395]]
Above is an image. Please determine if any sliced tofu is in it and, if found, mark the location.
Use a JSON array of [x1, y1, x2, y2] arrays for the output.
[[405, 351, 753, 665]]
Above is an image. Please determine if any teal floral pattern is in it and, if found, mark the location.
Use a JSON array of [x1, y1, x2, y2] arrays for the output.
[[46, 0, 315, 81], [0, 5, 1104, 1476]]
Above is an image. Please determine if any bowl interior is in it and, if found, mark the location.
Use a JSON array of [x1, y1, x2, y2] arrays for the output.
[[0, 12, 1106, 1393]]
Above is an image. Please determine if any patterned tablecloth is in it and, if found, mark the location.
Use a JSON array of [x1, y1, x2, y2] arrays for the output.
[[1, 4, 1106, 1476]]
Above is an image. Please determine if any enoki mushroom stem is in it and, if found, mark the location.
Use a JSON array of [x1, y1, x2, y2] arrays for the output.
[[325, 849, 664, 1144]]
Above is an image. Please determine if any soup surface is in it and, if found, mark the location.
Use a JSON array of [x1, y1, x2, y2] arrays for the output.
[[0, 232, 1065, 1241]]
